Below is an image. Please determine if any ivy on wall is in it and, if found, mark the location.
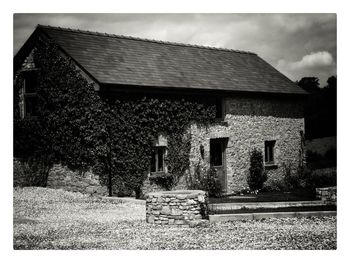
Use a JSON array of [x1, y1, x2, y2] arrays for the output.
[[14, 40, 216, 197]]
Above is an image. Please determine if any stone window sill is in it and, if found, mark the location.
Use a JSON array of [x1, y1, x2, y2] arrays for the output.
[[265, 163, 278, 170], [149, 171, 167, 179], [213, 120, 229, 126]]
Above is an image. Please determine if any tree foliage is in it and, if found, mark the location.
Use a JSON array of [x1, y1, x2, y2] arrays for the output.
[[14, 40, 215, 197], [297, 76, 337, 139]]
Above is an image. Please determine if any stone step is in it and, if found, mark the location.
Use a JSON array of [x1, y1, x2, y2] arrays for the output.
[[208, 200, 327, 212], [209, 210, 337, 222]]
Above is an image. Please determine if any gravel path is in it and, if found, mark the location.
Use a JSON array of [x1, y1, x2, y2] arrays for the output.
[[13, 187, 337, 249]]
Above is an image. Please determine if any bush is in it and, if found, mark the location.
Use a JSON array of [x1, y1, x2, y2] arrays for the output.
[[149, 172, 175, 191], [306, 149, 336, 169], [306, 168, 336, 189], [13, 158, 50, 187], [262, 176, 287, 192], [247, 149, 267, 191], [187, 163, 222, 197]]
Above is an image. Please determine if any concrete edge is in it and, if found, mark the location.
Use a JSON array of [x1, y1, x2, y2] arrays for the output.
[[209, 210, 337, 222], [100, 196, 146, 204], [208, 200, 326, 211]]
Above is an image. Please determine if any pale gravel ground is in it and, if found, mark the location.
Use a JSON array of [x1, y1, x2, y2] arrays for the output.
[[13, 187, 337, 250]]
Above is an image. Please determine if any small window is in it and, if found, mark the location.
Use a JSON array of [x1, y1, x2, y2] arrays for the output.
[[24, 96, 39, 117], [265, 140, 276, 164], [24, 71, 37, 94], [23, 71, 38, 117], [210, 140, 223, 166], [150, 147, 166, 173], [215, 98, 223, 119]]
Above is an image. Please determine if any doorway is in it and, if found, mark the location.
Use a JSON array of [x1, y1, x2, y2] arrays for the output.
[[210, 138, 228, 192]]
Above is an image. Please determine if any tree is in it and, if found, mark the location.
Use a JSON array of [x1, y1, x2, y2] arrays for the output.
[[297, 76, 337, 139], [297, 77, 320, 93]]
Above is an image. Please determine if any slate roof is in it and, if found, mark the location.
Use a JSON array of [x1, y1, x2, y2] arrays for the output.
[[22, 25, 306, 95]]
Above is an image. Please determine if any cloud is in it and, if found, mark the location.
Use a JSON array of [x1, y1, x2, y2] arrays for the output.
[[13, 14, 336, 86], [277, 51, 336, 86], [278, 51, 334, 70]]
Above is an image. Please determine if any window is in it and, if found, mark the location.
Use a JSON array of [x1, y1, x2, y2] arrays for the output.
[[150, 147, 166, 173], [215, 98, 224, 119], [265, 140, 276, 164], [23, 71, 38, 117], [210, 139, 223, 166]]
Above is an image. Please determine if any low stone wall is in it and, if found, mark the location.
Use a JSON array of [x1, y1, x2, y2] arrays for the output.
[[316, 186, 336, 205], [47, 164, 108, 195], [146, 190, 208, 226]]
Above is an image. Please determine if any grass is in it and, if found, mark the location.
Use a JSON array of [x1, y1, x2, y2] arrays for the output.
[[13, 187, 337, 249]]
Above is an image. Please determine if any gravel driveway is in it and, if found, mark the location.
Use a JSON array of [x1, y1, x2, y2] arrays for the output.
[[13, 187, 337, 249]]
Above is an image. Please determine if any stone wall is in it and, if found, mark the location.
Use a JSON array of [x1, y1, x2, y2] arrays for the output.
[[189, 95, 305, 194], [146, 190, 208, 226], [316, 186, 337, 205], [47, 164, 108, 195]]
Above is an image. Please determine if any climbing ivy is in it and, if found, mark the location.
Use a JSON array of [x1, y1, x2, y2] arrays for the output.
[[14, 40, 216, 197]]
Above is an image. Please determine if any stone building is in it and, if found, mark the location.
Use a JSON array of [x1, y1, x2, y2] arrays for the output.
[[14, 25, 307, 195]]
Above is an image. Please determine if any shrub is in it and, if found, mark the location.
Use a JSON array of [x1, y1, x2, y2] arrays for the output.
[[306, 168, 336, 189], [13, 158, 50, 187], [306, 149, 336, 169], [248, 149, 267, 191], [262, 176, 287, 192], [203, 167, 222, 197], [187, 163, 222, 197], [149, 172, 175, 191]]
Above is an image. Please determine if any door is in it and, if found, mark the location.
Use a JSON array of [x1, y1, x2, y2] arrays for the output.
[[210, 138, 228, 192]]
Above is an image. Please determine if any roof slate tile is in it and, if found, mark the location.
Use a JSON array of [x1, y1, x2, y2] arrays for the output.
[[37, 25, 306, 95]]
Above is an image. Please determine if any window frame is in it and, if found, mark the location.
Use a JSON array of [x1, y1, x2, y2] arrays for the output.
[[22, 70, 39, 118], [264, 140, 276, 165], [150, 146, 167, 173], [215, 97, 225, 120]]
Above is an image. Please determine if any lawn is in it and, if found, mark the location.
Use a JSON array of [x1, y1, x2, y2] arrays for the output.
[[13, 187, 337, 250]]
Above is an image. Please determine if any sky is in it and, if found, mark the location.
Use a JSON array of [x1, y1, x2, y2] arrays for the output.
[[13, 13, 336, 87]]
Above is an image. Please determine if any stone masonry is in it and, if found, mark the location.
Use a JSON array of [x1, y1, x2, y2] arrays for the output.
[[316, 186, 336, 205], [146, 190, 208, 226], [189, 95, 305, 194]]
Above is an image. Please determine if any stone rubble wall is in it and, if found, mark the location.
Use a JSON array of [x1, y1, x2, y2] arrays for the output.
[[146, 190, 208, 227], [316, 186, 336, 205], [47, 164, 108, 195]]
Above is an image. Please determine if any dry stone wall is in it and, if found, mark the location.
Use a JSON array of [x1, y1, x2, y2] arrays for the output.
[[316, 186, 336, 205], [47, 164, 108, 195], [146, 190, 208, 226]]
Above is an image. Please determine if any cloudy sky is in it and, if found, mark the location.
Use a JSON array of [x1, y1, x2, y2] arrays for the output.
[[13, 13, 336, 86]]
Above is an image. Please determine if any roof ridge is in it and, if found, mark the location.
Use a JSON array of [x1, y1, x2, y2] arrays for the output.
[[37, 24, 256, 55]]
